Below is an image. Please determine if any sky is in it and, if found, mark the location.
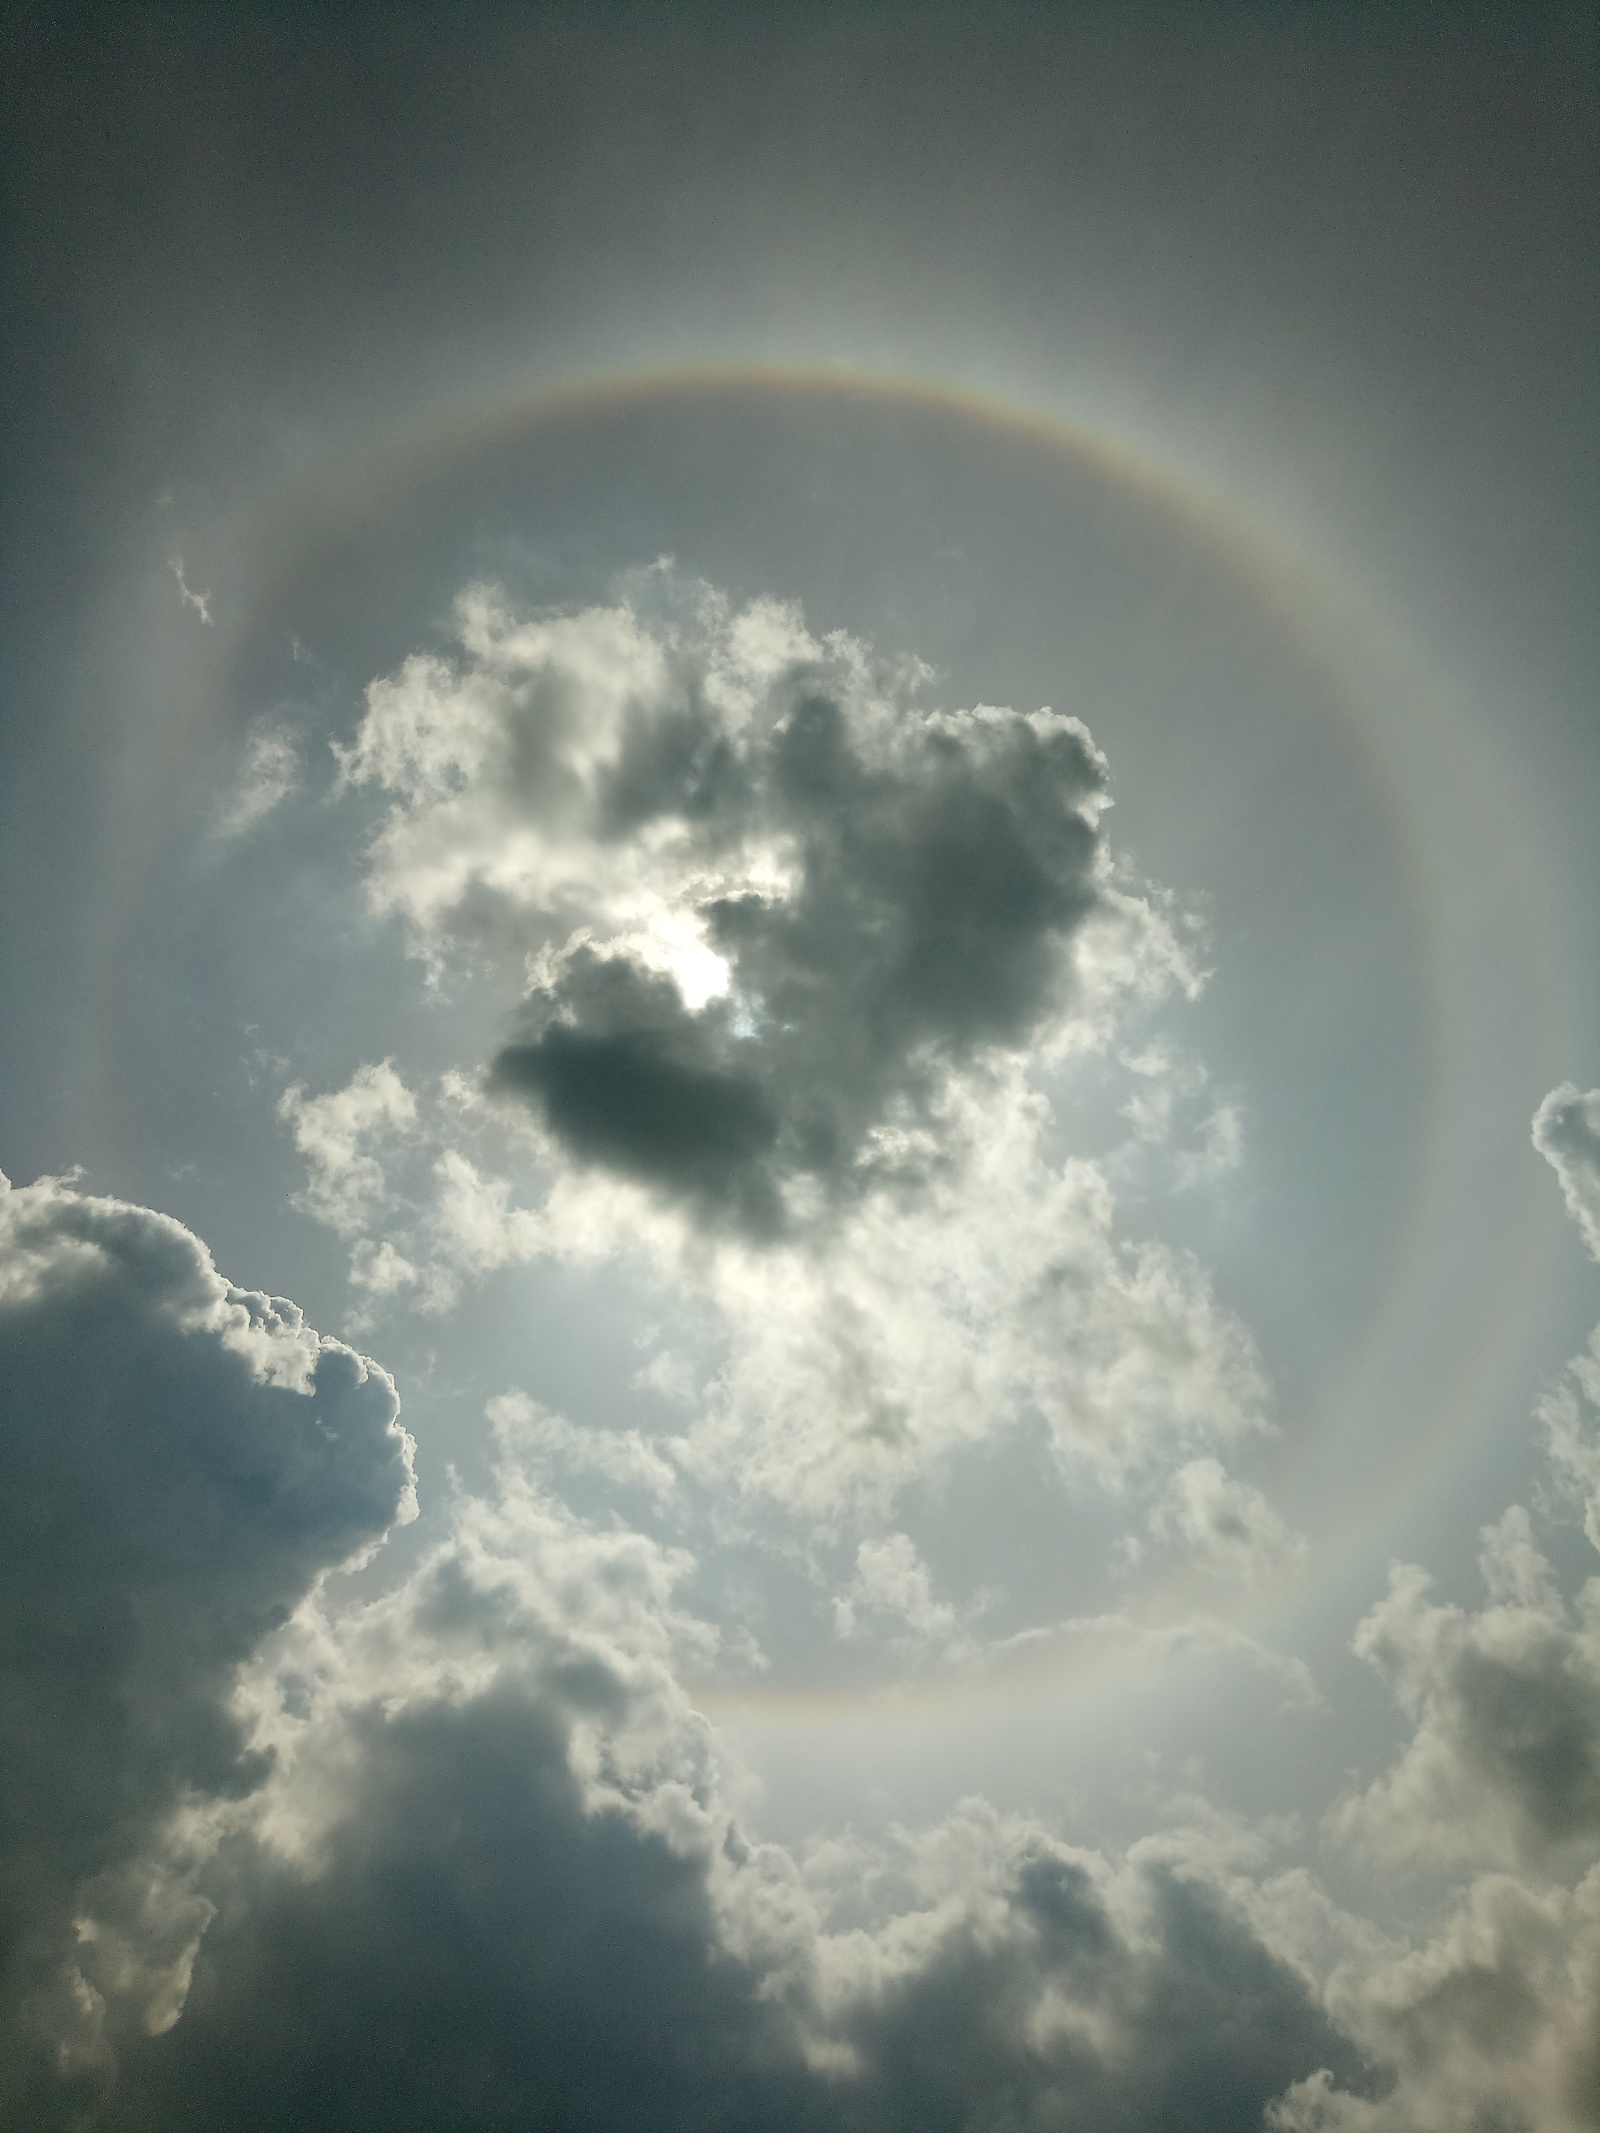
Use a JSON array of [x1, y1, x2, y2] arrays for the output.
[[1, 4, 1598, 2127]]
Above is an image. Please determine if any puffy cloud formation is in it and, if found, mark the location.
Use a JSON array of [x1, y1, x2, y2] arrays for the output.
[[279, 1060, 418, 1238], [1268, 1869, 1600, 2133], [95, 1422, 1359, 2133], [1336, 1508, 1600, 1871], [306, 579, 1269, 1532], [0, 1173, 414, 2126], [0, 1177, 1341, 2132], [1273, 1105, 1600, 2132], [485, 677, 1104, 1235], [1146, 1456, 1309, 1583], [680, 1075, 1268, 1514], [283, 1055, 1269, 1519], [14, 1073, 1600, 2129], [1269, 1508, 1600, 2131], [339, 573, 1179, 1238]]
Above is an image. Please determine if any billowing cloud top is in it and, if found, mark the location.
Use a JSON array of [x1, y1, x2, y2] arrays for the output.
[[12, 557, 1597, 2130], [311, 579, 1266, 1523], [4, 1117, 1600, 2130], [0, 1172, 414, 2120], [0, 1180, 1359, 2132], [341, 577, 1131, 1237]]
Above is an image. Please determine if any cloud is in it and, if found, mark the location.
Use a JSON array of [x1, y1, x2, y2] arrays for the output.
[[492, 942, 791, 1235], [483, 661, 1111, 1235], [0, 1171, 414, 2124], [338, 571, 1193, 1242], [1266, 1081, 1600, 2129], [1268, 1866, 1600, 2133], [278, 1061, 417, 1237], [283, 1053, 1269, 1521], [85, 1422, 1359, 2133], [169, 558, 212, 626], [978, 1611, 1320, 1712], [486, 1387, 680, 1508], [277, 1066, 550, 1322], [0, 1239, 1352, 2130], [291, 579, 1273, 1529], [799, 1809, 1364, 2133], [1147, 1457, 1308, 1583], [1534, 1084, 1600, 1263], [676, 1070, 1269, 1516], [110, 1737, 1357, 2133], [1335, 1508, 1600, 1871], [215, 727, 301, 840], [833, 1532, 964, 1651], [1119, 1043, 1244, 1191], [25, 1072, 1600, 2128]]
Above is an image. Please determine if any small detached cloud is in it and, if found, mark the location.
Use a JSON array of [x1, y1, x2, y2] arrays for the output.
[[486, 1387, 680, 1508], [1146, 1458, 1308, 1584], [1534, 1083, 1600, 1263], [214, 726, 301, 841], [168, 558, 212, 626], [278, 1060, 417, 1238], [276, 1064, 545, 1323], [1119, 1043, 1244, 1192], [832, 1532, 966, 1655]]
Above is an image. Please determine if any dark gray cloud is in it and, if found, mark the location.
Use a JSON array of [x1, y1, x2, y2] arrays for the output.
[[493, 947, 786, 1235], [0, 1248, 1357, 2133], [467, 608, 1108, 1235], [2, 5, 1596, 2125], [107, 1692, 813, 2133], [22, 1113, 1600, 2132], [824, 1854, 1367, 2133], [1448, 1648, 1600, 1851], [93, 1535, 1356, 2133], [113, 1812, 1357, 2133], [0, 1173, 414, 2126], [324, 588, 1266, 1519]]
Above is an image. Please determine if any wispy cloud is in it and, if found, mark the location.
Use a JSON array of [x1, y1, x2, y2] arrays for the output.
[[215, 725, 301, 838], [169, 555, 213, 625]]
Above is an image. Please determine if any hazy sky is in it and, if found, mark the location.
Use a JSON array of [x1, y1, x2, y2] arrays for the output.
[[2, 6, 1598, 2128]]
